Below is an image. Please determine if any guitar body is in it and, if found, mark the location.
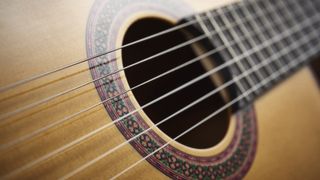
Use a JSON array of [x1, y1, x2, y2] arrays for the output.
[[0, 0, 319, 179]]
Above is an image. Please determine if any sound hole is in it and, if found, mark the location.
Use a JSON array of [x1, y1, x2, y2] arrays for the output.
[[122, 17, 230, 149]]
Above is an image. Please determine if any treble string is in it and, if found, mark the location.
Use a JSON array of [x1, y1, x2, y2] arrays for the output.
[[1, 5, 254, 122], [4, 6, 319, 179], [108, 2, 320, 178], [0, 0, 278, 150], [111, 42, 320, 180], [6, 0, 288, 124], [0, 1, 252, 123], [0, 47, 221, 150], [61, 11, 319, 179], [0, 2, 272, 150], [64, 25, 318, 180]]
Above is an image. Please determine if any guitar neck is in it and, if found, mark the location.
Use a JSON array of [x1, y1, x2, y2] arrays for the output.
[[186, 0, 320, 104]]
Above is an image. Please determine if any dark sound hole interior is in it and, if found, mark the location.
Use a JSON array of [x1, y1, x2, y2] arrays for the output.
[[122, 17, 230, 149]]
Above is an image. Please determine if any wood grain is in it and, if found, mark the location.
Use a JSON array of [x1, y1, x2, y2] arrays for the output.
[[0, 0, 319, 179]]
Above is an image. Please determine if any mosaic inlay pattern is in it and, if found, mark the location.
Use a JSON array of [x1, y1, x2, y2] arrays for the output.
[[86, 0, 258, 178]]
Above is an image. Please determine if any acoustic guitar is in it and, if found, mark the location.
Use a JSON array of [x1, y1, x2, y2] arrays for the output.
[[0, 0, 320, 179]]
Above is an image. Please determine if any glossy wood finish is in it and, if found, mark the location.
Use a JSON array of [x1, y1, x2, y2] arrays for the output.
[[0, 0, 319, 179], [248, 67, 320, 179]]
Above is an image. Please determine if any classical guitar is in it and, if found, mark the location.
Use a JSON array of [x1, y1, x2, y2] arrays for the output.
[[1, 0, 320, 179]]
